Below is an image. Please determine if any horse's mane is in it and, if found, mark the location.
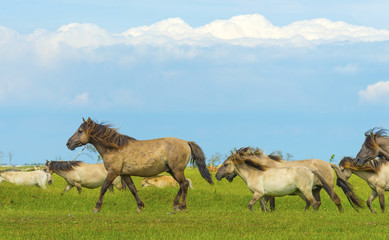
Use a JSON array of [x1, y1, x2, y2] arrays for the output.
[[364, 128, 389, 150], [83, 119, 136, 149], [339, 156, 383, 173], [48, 161, 82, 171], [228, 147, 268, 171]]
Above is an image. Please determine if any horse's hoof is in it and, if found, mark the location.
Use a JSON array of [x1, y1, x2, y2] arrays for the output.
[[92, 208, 100, 213], [136, 208, 142, 213], [167, 212, 176, 215]]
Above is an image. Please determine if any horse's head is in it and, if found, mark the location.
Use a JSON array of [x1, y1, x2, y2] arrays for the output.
[[44, 160, 53, 174], [43, 160, 54, 184], [215, 157, 237, 182], [66, 117, 91, 150], [338, 157, 353, 180], [356, 131, 381, 165]]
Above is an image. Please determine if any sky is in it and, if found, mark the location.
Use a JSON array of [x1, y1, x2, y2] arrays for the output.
[[1, 0, 389, 165]]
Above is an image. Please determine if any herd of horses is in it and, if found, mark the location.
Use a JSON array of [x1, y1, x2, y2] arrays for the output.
[[1, 118, 389, 214]]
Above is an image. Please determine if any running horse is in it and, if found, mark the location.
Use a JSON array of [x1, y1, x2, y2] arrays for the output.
[[355, 128, 389, 165], [66, 118, 213, 213]]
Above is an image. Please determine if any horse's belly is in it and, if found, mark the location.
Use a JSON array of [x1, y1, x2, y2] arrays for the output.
[[263, 182, 298, 196], [122, 162, 168, 177]]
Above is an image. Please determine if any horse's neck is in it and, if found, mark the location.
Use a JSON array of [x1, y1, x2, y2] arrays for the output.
[[351, 169, 375, 183], [235, 165, 259, 185], [377, 137, 389, 160], [89, 141, 111, 158]]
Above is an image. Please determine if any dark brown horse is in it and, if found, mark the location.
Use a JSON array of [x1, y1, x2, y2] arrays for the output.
[[356, 128, 389, 165], [66, 118, 213, 213]]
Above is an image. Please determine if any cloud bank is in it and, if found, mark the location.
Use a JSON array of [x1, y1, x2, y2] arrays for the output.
[[1, 14, 389, 60], [359, 81, 389, 104]]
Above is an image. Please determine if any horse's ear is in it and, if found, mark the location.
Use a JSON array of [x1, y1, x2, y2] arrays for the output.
[[82, 117, 86, 123], [87, 117, 92, 124], [46, 160, 48, 164]]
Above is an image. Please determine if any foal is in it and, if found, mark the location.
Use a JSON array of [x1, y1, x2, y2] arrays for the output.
[[339, 156, 389, 213]]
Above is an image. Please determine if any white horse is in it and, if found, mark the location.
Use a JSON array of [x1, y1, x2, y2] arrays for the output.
[[0, 170, 52, 189], [44, 160, 125, 195], [340, 156, 389, 213], [215, 149, 333, 212]]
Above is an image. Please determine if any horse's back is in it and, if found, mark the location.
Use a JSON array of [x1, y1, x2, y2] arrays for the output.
[[66, 163, 107, 188], [110, 137, 192, 177]]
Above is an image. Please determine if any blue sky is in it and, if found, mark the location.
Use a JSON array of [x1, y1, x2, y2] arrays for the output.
[[1, 0, 389, 165]]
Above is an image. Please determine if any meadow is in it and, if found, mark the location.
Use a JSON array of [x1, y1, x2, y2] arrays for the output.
[[0, 167, 388, 239]]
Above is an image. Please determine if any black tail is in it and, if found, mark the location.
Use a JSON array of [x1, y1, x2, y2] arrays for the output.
[[311, 170, 333, 199], [188, 141, 213, 184], [331, 163, 364, 211]]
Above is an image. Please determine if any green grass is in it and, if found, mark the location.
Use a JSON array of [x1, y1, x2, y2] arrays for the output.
[[0, 168, 388, 239]]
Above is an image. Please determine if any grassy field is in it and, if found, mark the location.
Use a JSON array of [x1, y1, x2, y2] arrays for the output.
[[0, 167, 388, 239]]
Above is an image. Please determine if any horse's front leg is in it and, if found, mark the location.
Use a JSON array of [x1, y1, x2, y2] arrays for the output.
[[93, 171, 118, 213], [61, 185, 73, 195], [121, 175, 145, 212], [248, 192, 263, 212]]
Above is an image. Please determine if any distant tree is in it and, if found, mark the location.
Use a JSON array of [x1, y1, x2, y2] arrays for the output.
[[207, 153, 221, 166], [73, 144, 102, 162], [8, 151, 14, 166], [286, 153, 294, 161], [271, 150, 293, 161], [272, 150, 283, 159]]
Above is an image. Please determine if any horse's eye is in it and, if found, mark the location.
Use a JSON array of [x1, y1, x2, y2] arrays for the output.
[[78, 129, 83, 133]]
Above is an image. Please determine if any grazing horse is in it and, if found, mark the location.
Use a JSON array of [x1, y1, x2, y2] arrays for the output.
[[340, 156, 389, 213], [355, 128, 389, 165], [0, 170, 52, 189], [141, 175, 193, 188], [215, 149, 333, 212], [218, 147, 363, 211], [66, 118, 213, 213], [44, 160, 124, 195]]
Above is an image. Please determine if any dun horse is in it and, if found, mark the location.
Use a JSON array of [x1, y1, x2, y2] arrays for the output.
[[340, 156, 389, 213], [218, 147, 363, 211], [355, 128, 389, 165], [0, 169, 52, 189], [66, 118, 213, 213], [44, 161, 124, 195], [141, 175, 193, 188], [215, 148, 333, 212]]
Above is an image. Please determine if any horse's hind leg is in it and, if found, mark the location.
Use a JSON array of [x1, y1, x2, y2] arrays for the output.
[[121, 175, 145, 213], [367, 190, 378, 213], [168, 170, 189, 211], [312, 187, 322, 209], [377, 189, 385, 213]]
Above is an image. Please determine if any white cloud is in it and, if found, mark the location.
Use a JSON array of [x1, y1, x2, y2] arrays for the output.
[[2, 14, 389, 63], [71, 92, 90, 106], [334, 63, 359, 74], [359, 81, 389, 104]]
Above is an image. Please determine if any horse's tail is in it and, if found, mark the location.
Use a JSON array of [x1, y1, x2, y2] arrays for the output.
[[187, 179, 194, 189], [187, 141, 213, 184], [331, 163, 364, 210], [311, 170, 333, 199]]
